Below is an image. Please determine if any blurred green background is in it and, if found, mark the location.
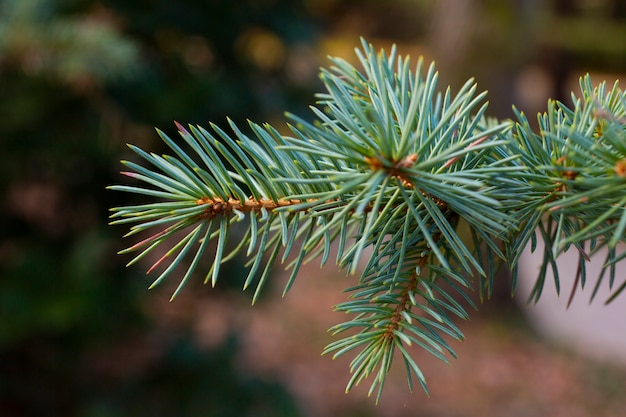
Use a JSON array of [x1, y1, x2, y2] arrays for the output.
[[1, 0, 626, 416]]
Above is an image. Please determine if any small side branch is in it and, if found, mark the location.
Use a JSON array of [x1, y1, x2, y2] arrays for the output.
[[195, 196, 310, 219]]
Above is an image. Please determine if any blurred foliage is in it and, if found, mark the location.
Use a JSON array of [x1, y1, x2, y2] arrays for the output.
[[0, 0, 140, 86], [0, 0, 319, 415], [105, 0, 321, 127], [2, 334, 300, 417]]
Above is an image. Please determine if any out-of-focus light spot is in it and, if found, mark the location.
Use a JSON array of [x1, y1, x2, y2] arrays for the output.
[[285, 44, 318, 85], [236, 27, 286, 71], [183, 36, 214, 74]]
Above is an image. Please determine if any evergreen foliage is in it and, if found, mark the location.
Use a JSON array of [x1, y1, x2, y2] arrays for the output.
[[0, 0, 139, 85], [110, 39, 626, 401]]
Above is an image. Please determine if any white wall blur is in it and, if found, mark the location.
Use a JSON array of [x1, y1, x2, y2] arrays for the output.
[[516, 239, 626, 366]]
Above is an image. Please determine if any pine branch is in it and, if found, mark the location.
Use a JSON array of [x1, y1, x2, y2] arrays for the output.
[[109, 38, 626, 401], [507, 76, 626, 304]]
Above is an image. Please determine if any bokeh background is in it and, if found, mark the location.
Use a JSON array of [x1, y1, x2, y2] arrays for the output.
[[1, 0, 626, 416]]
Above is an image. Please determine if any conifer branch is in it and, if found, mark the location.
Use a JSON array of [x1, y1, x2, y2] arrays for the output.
[[109, 38, 626, 401]]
